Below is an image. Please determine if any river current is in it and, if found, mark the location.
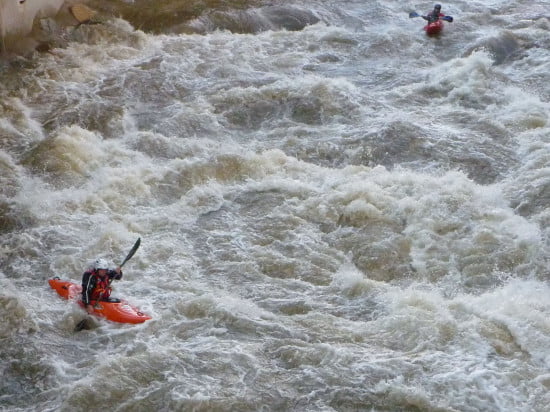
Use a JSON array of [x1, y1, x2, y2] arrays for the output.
[[1, 0, 549, 411]]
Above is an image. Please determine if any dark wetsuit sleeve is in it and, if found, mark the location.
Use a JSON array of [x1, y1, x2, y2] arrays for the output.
[[108, 269, 122, 281], [81, 271, 96, 305], [423, 11, 441, 22]]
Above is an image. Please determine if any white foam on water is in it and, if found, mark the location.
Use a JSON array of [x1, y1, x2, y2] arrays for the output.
[[1, 1, 549, 410]]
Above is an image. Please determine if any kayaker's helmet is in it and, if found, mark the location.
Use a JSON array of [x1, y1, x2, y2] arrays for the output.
[[434, 4, 441, 10], [93, 258, 109, 270]]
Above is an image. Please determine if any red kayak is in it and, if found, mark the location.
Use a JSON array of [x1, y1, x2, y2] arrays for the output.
[[424, 20, 444, 35], [49, 278, 151, 324]]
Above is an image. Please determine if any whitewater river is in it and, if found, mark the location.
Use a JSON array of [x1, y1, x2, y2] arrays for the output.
[[1, 0, 549, 410]]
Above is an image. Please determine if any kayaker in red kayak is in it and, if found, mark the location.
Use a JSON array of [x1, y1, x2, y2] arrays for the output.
[[82, 258, 122, 314], [422, 4, 445, 23], [409, 5, 453, 36]]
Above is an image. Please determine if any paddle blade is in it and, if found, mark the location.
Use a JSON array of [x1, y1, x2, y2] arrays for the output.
[[442, 16, 453, 22], [409, 12, 420, 18], [120, 237, 141, 267]]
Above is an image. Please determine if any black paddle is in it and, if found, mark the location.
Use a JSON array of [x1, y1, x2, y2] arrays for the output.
[[120, 237, 141, 268], [75, 238, 141, 331], [409, 11, 454, 22]]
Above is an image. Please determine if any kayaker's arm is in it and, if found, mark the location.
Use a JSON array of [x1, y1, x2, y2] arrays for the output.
[[81, 271, 95, 306], [109, 267, 123, 280], [409, 11, 434, 21], [410, 11, 453, 23], [421, 14, 453, 22]]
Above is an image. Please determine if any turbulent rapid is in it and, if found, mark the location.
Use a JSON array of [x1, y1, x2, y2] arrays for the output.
[[1, 0, 549, 411]]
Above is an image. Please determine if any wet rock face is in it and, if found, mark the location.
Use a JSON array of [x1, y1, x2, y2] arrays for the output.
[[0, 0, 71, 55], [0, 0, 65, 35], [2, 1, 319, 55], [122, 4, 320, 35]]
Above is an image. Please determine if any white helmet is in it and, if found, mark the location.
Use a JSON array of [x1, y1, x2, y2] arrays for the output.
[[93, 258, 109, 270]]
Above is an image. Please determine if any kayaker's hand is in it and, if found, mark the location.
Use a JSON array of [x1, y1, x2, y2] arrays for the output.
[[85, 304, 94, 314], [115, 266, 122, 274]]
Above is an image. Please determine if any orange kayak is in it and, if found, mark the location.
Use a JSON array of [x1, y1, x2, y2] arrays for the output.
[[49, 278, 151, 324]]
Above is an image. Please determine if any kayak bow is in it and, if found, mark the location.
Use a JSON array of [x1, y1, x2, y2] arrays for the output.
[[424, 20, 444, 36]]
